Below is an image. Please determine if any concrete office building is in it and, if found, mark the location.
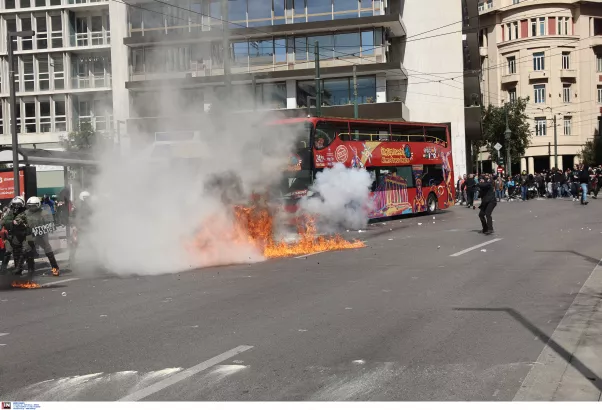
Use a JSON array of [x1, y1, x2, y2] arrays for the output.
[[1, 0, 468, 177], [0, 0, 114, 148], [477, 0, 602, 173]]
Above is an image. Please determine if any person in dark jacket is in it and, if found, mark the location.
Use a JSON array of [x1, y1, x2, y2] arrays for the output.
[[462, 174, 476, 209], [477, 174, 497, 235], [578, 164, 589, 205]]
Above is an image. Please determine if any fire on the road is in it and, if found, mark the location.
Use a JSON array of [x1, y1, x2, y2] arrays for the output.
[[11, 281, 41, 289], [191, 205, 364, 261]]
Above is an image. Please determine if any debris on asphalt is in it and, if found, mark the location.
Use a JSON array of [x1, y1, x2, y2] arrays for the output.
[[433, 217, 436, 219], [437, 246, 441, 249], [100, 315, 107, 317], [61, 292, 66, 296], [298, 329, 308, 332], [388, 238, 393, 241], [390, 228, 392, 231], [481, 249, 487, 252], [418, 223, 423, 226], [353, 360, 366, 364], [345, 307, 353, 310], [358, 230, 363, 233], [433, 222, 436, 224]]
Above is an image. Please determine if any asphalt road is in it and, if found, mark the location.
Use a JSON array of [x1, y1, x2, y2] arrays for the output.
[[1, 197, 601, 401]]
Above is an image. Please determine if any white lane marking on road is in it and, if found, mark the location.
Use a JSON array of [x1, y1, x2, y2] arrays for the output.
[[0, 333, 9, 337], [449, 238, 503, 257], [295, 251, 327, 259], [40, 278, 80, 287], [118, 345, 253, 401]]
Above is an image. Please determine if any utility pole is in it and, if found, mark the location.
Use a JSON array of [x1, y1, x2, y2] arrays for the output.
[[314, 41, 321, 116], [8, 30, 34, 198], [553, 114, 558, 169], [221, 0, 231, 98], [252, 73, 256, 111], [504, 104, 512, 175], [353, 65, 358, 119]]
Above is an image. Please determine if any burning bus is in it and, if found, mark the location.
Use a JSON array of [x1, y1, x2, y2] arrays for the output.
[[270, 116, 455, 218]]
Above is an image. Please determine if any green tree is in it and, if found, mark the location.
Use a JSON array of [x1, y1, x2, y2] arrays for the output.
[[579, 128, 601, 166], [60, 120, 113, 153], [481, 97, 532, 166]]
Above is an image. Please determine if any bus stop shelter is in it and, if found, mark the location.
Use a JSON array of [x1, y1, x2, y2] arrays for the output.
[[0, 146, 98, 244]]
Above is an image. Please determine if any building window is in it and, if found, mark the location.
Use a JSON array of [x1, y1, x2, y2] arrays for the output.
[[0, 106, 3, 134], [307, 0, 332, 22], [513, 22, 518, 39], [535, 117, 547, 136], [50, 15, 62, 48], [294, 0, 306, 23], [91, 16, 103, 45], [5, 0, 15, 8], [36, 15, 48, 50], [598, 85, 602, 104], [534, 84, 546, 104], [296, 75, 376, 107], [76, 17, 88, 46], [597, 54, 602, 73], [507, 56, 516, 74], [562, 52, 570, 69], [513, 0, 520, 4], [506, 23, 511, 41], [539, 17, 545, 36], [563, 84, 571, 103], [20, 17, 33, 51], [531, 18, 537, 36], [24, 101, 36, 133], [54, 99, 66, 131], [508, 88, 517, 102], [564, 116, 572, 136], [557, 16, 570, 35], [39, 99, 51, 133], [38, 55, 50, 91], [22, 56, 35, 92], [51, 53, 64, 90], [533, 52, 545, 71]]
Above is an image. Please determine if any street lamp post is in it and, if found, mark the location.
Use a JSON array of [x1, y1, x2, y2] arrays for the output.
[[8, 30, 35, 198]]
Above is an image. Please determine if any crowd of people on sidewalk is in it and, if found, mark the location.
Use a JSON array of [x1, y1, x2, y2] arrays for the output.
[[456, 163, 600, 206]]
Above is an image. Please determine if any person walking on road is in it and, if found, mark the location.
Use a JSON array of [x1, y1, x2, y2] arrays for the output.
[[462, 174, 476, 209], [477, 174, 497, 235], [578, 164, 590, 205], [494, 175, 504, 202]]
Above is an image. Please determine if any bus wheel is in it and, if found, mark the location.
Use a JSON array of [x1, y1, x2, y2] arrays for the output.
[[427, 193, 438, 214]]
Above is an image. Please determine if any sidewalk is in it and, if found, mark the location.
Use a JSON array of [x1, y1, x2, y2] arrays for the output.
[[514, 259, 602, 401]]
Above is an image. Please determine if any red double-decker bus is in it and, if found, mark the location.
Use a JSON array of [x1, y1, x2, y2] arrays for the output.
[[275, 116, 455, 217]]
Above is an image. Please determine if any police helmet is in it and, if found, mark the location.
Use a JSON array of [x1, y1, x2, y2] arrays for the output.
[[10, 196, 25, 208], [26, 196, 41, 209], [79, 191, 91, 201]]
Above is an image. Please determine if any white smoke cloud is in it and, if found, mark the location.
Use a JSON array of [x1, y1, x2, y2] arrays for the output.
[[299, 164, 374, 232], [74, 84, 302, 276]]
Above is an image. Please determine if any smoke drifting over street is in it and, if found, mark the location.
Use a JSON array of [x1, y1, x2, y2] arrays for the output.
[[300, 164, 374, 232], [78, 85, 300, 276]]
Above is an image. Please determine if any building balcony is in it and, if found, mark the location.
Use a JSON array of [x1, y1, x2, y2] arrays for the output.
[[128, 52, 406, 90], [529, 71, 548, 81], [591, 36, 602, 48], [125, 13, 406, 47], [72, 74, 112, 90], [501, 73, 519, 84], [560, 69, 577, 79]]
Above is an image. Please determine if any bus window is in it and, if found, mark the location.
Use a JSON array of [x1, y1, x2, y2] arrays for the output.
[[422, 164, 444, 186], [368, 166, 415, 190], [349, 123, 390, 142], [314, 122, 347, 149]]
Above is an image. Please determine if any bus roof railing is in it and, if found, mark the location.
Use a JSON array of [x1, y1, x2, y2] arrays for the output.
[[338, 133, 447, 146]]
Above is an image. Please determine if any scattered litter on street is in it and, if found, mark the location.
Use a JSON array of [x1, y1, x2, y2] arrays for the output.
[[418, 223, 423, 226], [481, 249, 487, 252], [100, 315, 107, 318], [61, 292, 66, 296], [353, 360, 366, 364]]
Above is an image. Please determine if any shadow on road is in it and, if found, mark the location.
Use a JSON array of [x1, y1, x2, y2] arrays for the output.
[[534, 250, 601, 266], [454, 307, 602, 393]]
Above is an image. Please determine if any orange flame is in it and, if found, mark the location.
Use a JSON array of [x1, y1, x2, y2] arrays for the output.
[[190, 205, 365, 262], [11, 280, 41, 289]]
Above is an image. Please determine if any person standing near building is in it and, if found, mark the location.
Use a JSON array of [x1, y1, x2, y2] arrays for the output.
[[494, 175, 504, 202], [478, 174, 497, 235]]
